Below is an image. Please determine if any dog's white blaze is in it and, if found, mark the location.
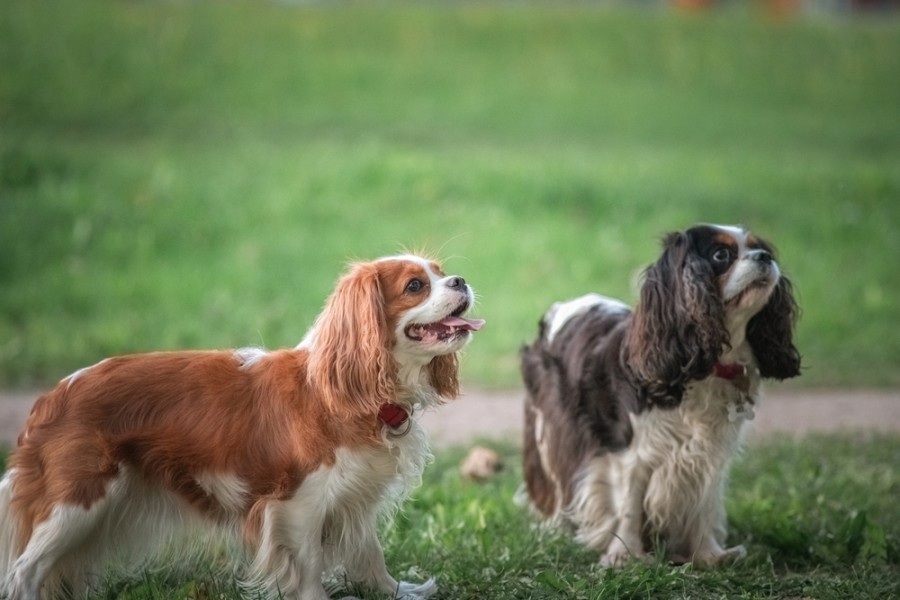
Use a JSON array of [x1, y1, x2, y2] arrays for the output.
[[376, 254, 434, 271], [709, 223, 748, 244], [722, 257, 781, 304], [545, 294, 630, 343], [391, 258, 476, 386], [707, 224, 782, 317]]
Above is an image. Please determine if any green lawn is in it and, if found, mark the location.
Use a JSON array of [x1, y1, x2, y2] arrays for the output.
[[3, 434, 896, 599], [388, 435, 899, 600], [1, 2, 899, 390], [2, 6, 898, 597]]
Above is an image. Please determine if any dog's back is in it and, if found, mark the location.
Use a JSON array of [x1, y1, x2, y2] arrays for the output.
[[521, 295, 639, 521], [0, 354, 260, 597]]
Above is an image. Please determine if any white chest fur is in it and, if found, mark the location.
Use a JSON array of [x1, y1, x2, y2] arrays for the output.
[[568, 373, 758, 566], [626, 374, 757, 558]]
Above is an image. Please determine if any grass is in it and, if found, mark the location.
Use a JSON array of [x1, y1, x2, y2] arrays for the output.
[[2, 7, 897, 597], [3, 433, 897, 599], [381, 434, 900, 600], [0, 2, 898, 389]]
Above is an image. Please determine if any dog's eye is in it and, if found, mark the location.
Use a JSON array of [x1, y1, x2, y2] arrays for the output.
[[405, 279, 426, 293], [712, 248, 733, 263]]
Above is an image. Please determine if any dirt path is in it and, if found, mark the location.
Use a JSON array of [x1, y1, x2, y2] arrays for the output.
[[2, 387, 898, 449], [421, 387, 900, 447]]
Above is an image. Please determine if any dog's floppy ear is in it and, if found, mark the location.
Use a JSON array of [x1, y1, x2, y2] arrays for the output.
[[628, 231, 729, 407], [427, 354, 460, 400], [308, 262, 397, 418], [748, 266, 802, 380]]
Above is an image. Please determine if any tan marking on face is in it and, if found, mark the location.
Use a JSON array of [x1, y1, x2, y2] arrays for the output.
[[713, 232, 739, 249], [376, 260, 441, 333]]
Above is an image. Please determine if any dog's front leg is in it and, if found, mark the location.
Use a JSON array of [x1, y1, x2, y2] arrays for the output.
[[249, 499, 332, 600], [344, 524, 436, 600], [690, 473, 746, 567], [601, 454, 651, 567]]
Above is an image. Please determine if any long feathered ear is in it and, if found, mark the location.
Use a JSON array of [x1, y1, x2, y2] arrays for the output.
[[748, 273, 801, 380], [628, 231, 729, 407], [427, 354, 460, 400], [308, 262, 397, 418]]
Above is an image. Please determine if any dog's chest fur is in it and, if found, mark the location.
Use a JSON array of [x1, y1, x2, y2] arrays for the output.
[[632, 377, 754, 512], [570, 374, 757, 556]]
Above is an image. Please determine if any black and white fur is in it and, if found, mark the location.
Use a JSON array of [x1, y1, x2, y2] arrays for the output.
[[521, 225, 800, 567]]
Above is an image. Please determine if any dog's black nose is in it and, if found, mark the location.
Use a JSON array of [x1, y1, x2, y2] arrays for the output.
[[447, 276, 466, 289], [752, 250, 773, 265]]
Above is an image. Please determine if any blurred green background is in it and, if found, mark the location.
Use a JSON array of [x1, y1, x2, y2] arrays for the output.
[[1, 1, 898, 389]]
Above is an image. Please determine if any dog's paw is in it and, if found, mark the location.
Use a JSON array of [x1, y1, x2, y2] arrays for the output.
[[692, 544, 747, 567], [718, 544, 747, 563], [395, 577, 437, 599], [600, 538, 646, 568]]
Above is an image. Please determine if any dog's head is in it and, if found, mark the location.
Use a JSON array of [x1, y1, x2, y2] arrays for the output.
[[307, 255, 483, 418], [629, 224, 800, 406]]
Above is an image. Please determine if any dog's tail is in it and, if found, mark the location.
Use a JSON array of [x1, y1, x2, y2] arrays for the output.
[[520, 334, 567, 519], [0, 468, 20, 595]]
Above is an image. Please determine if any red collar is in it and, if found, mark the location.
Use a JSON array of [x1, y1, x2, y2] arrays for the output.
[[378, 403, 410, 429], [714, 363, 747, 381]]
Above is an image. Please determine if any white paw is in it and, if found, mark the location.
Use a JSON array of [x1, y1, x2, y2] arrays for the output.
[[692, 544, 747, 567], [720, 544, 747, 563], [5, 573, 34, 600], [395, 577, 437, 599], [600, 538, 646, 567]]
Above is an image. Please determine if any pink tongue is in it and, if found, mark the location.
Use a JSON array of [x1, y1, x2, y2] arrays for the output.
[[441, 316, 485, 331]]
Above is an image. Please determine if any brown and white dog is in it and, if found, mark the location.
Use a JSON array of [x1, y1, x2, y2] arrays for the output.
[[0, 255, 483, 600], [521, 225, 800, 567]]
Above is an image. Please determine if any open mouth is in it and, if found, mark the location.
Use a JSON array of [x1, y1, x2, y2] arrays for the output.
[[405, 301, 486, 343]]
